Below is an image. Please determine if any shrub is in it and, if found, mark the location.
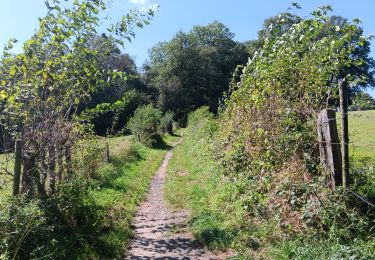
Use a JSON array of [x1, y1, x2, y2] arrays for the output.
[[0, 198, 49, 259], [80, 90, 148, 136], [127, 105, 162, 147], [160, 111, 174, 134]]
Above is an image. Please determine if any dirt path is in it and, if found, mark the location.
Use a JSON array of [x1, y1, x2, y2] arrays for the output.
[[125, 140, 228, 260]]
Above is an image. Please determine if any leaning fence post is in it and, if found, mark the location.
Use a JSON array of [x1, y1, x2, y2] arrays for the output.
[[339, 79, 349, 188], [317, 109, 342, 187]]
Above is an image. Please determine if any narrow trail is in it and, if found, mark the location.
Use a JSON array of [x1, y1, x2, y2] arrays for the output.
[[125, 139, 228, 260]]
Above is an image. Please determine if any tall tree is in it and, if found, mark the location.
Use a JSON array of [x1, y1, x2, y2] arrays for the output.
[[147, 22, 248, 122]]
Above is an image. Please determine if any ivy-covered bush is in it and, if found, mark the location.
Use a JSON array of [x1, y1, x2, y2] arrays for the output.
[[127, 104, 162, 146]]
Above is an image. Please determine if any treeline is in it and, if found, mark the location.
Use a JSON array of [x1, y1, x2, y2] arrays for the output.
[[79, 21, 248, 137], [78, 12, 374, 138]]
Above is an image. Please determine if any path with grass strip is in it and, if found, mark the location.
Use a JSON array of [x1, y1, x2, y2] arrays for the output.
[[125, 139, 228, 259]]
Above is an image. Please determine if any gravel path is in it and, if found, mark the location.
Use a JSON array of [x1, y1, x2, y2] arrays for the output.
[[125, 140, 229, 260]]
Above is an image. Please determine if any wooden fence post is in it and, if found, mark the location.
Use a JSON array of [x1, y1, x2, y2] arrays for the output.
[[339, 79, 349, 188], [317, 109, 342, 187], [105, 141, 110, 163], [12, 140, 22, 196]]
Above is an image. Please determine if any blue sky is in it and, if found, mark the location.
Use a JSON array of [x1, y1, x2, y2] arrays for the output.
[[1, 0, 374, 96]]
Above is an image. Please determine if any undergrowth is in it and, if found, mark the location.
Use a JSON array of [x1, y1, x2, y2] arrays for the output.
[[165, 107, 375, 259], [0, 134, 178, 259]]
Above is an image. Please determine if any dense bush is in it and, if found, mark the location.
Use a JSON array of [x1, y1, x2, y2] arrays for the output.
[[159, 111, 174, 135], [80, 90, 148, 136], [0, 177, 98, 259], [212, 6, 375, 257], [127, 105, 162, 146]]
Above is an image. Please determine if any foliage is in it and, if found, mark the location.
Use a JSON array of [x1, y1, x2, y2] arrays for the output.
[[219, 5, 373, 180], [0, 134, 179, 259], [349, 91, 375, 110], [215, 6, 375, 256], [159, 111, 174, 134], [80, 90, 149, 135], [245, 12, 302, 59], [127, 104, 162, 146], [78, 41, 150, 112], [0, 0, 154, 199], [146, 21, 248, 123]]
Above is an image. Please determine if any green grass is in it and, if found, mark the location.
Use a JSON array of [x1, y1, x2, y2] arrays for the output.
[[346, 110, 375, 162], [165, 120, 239, 252], [82, 133, 180, 258]]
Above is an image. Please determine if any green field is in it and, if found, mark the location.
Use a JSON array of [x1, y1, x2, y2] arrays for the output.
[[347, 110, 375, 162]]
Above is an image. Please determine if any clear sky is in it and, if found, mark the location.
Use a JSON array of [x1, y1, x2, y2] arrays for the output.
[[1, 0, 374, 96]]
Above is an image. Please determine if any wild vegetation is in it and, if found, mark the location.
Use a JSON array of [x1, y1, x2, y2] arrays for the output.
[[1, 1, 374, 259], [166, 6, 375, 259]]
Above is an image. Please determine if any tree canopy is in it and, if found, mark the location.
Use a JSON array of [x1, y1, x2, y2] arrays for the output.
[[146, 21, 248, 122]]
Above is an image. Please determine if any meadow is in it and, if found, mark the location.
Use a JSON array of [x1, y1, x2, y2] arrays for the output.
[[347, 110, 375, 162]]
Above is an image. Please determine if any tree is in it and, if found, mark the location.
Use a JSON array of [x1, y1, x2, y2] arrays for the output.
[[350, 91, 375, 110], [245, 13, 375, 98], [0, 0, 154, 198], [147, 21, 248, 123], [80, 35, 148, 111]]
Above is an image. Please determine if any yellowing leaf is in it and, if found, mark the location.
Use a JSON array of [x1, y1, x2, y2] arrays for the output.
[[0, 91, 7, 100]]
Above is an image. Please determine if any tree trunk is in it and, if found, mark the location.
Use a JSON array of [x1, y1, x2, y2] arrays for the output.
[[48, 144, 57, 193], [65, 144, 73, 179], [21, 152, 36, 198]]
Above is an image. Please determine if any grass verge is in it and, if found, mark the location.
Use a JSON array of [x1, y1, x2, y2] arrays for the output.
[[165, 108, 375, 259]]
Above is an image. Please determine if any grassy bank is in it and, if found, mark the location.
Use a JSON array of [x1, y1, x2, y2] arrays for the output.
[[0, 134, 179, 259], [165, 108, 375, 259]]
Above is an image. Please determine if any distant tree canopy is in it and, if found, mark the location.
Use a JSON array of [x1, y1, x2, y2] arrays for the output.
[[146, 21, 248, 122], [350, 91, 375, 110]]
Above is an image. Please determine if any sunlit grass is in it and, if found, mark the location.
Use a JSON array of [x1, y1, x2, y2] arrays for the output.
[[0, 153, 14, 198], [347, 110, 375, 162]]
